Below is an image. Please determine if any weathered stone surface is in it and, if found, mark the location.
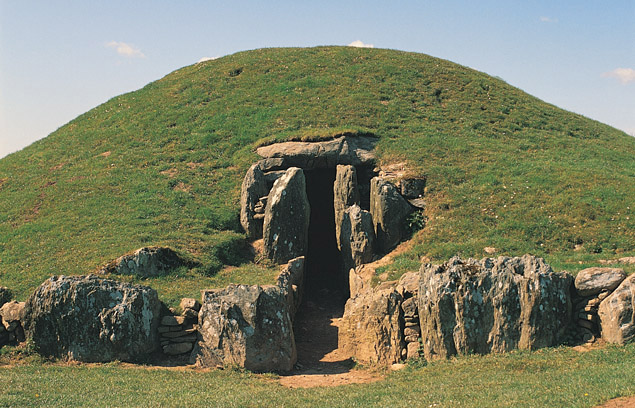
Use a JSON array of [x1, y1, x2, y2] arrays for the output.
[[339, 205, 375, 274], [240, 163, 270, 239], [400, 177, 427, 199], [23, 275, 161, 362], [276, 256, 305, 320], [263, 167, 310, 264], [0, 301, 25, 330], [194, 284, 296, 372], [339, 284, 403, 365], [370, 177, 412, 253], [164, 342, 193, 355], [598, 274, 635, 345], [401, 297, 418, 318], [334, 165, 360, 249], [419, 255, 572, 361], [407, 341, 420, 360], [100, 247, 184, 277], [256, 136, 377, 169], [0, 287, 11, 308], [574, 267, 626, 297], [397, 271, 420, 297], [161, 315, 186, 326]]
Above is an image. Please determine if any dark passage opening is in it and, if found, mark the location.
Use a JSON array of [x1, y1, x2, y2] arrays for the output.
[[303, 168, 348, 301]]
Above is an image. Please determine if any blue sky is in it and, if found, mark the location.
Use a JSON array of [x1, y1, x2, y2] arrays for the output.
[[1, 1, 634, 158]]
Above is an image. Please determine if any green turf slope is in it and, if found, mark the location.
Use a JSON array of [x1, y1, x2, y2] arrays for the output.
[[1, 46, 633, 302]]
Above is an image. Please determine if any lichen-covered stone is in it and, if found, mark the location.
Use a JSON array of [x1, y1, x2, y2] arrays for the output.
[[100, 247, 185, 277], [334, 165, 360, 249], [574, 267, 626, 297], [23, 275, 161, 362], [263, 167, 310, 264], [419, 255, 572, 360], [598, 274, 635, 345], [339, 283, 403, 365], [276, 256, 305, 320], [240, 163, 270, 238], [339, 205, 375, 274], [370, 177, 412, 253], [193, 284, 296, 372]]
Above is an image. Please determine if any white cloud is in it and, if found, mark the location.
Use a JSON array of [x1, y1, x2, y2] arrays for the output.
[[197, 56, 218, 63], [602, 68, 635, 85], [348, 40, 374, 48], [105, 41, 145, 58], [624, 127, 635, 137], [539, 16, 558, 23]]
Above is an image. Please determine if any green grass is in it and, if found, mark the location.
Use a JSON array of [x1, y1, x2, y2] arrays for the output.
[[0, 46, 633, 303], [2, 344, 634, 407]]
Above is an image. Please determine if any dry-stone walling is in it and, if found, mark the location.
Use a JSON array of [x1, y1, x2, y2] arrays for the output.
[[23, 275, 161, 362], [158, 298, 201, 356]]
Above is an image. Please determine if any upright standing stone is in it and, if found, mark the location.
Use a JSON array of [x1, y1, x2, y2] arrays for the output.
[[240, 163, 270, 239], [333, 165, 360, 249], [194, 284, 296, 371], [370, 177, 412, 253], [340, 204, 375, 274], [598, 274, 635, 345], [263, 167, 310, 264]]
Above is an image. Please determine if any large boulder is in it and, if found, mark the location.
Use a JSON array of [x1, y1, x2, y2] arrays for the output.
[[598, 274, 635, 345], [100, 247, 185, 277], [23, 275, 161, 362], [276, 256, 305, 320], [256, 136, 377, 169], [370, 177, 412, 253], [263, 167, 310, 264], [574, 267, 626, 297], [240, 163, 270, 238], [419, 255, 572, 360], [193, 284, 296, 372], [339, 283, 403, 365], [334, 164, 360, 249], [339, 204, 375, 274]]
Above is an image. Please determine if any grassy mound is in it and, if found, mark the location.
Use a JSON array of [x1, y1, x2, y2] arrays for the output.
[[1, 46, 633, 303]]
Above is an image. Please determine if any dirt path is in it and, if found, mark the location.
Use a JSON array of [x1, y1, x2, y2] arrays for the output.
[[278, 289, 383, 388], [594, 396, 635, 408]]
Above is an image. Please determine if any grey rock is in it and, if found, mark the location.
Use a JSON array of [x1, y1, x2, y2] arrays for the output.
[[574, 267, 626, 297], [397, 272, 420, 297], [256, 136, 377, 169], [401, 297, 418, 317], [100, 247, 184, 277], [240, 164, 270, 238], [598, 274, 635, 345], [161, 315, 186, 326], [339, 205, 375, 274], [407, 341, 420, 360], [0, 287, 11, 308], [339, 284, 403, 365], [276, 256, 305, 320], [370, 177, 412, 253], [0, 301, 25, 329], [179, 298, 201, 313], [23, 275, 161, 362], [400, 177, 427, 199], [419, 255, 572, 361], [263, 167, 310, 264], [256, 158, 286, 172], [194, 284, 296, 372], [334, 165, 360, 250]]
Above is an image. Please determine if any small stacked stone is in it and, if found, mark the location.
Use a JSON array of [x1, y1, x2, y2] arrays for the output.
[[159, 298, 201, 356], [572, 267, 626, 343], [252, 196, 268, 221], [401, 296, 421, 360], [0, 296, 26, 348]]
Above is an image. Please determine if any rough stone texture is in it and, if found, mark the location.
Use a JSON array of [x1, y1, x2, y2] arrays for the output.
[[263, 167, 310, 264], [339, 205, 375, 274], [397, 271, 420, 297], [100, 247, 184, 277], [0, 301, 25, 329], [598, 274, 635, 345], [180, 298, 201, 313], [256, 136, 377, 169], [0, 287, 12, 308], [194, 284, 296, 372], [240, 163, 270, 238], [370, 177, 412, 253], [574, 267, 626, 297], [276, 256, 305, 320], [334, 165, 360, 250], [23, 275, 161, 362], [419, 255, 572, 361], [400, 177, 427, 199], [339, 283, 403, 365]]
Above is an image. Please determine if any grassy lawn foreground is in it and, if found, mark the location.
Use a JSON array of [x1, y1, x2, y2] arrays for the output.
[[1, 344, 634, 407]]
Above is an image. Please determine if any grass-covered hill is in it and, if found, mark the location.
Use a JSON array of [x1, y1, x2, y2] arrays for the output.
[[1, 46, 633, 304]]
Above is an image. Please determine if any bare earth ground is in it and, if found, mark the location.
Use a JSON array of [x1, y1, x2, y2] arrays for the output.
[[595, 397, 635, 408], [278, 290, 384, 388]]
